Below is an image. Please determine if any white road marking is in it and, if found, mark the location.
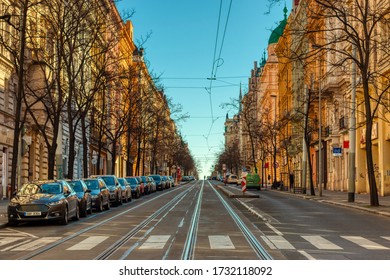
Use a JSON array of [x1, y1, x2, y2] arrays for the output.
[[342, 236, 389, 250], [0, 237, 24, 248], [261, 236, 277, 250], [178, 218, 184, 228], [382, 236, 390, 241], [209, 235, 235, 250], [139, 235, 171, 249], [265, 223, 283, 236], [302, 235, 342, 250], [266, 235, 295, 250], [0, 228, 38, 238], [298, 250, 316, 260], [67, 236, 109, 251], [11, 237, 61, 251]]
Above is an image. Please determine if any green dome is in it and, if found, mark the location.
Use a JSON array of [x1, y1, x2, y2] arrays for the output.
[[268, 6, 288, 45]]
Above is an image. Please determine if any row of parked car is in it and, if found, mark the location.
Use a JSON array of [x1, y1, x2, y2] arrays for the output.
[[7, 174, 176, 226]]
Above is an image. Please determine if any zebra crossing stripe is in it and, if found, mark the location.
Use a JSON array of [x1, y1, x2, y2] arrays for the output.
[[67, 236, 109, 251], [342, 236, 389, 250], [11, 237, 61, 251], [266, 235, 295, 250], [302, 236, 342, 250], [139, 235, 171, 249], [209, 235, 235, 250], [0, 237, 24, 248], [381, 236, 390, 241]]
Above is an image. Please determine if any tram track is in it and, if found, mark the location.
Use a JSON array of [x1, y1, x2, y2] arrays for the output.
[[181, 180, 204, 260], [208, 181, 273, 260], [18, 182, 199, 260]]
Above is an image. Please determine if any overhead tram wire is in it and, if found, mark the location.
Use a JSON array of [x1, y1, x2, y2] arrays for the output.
[[204, 0, 234, 153]]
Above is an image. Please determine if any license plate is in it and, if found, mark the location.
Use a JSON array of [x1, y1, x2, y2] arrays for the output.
[[25, 212, 41, 216]]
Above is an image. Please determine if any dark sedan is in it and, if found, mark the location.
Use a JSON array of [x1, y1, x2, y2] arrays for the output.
[[125, 177, 141, 199], [117, 177, 132, 203], [68, 179, 92, 217], [8, 180, 80, 226], [91, 175, 122, 206], [150, 175, 165, 191], [83, 178, 110, 212]]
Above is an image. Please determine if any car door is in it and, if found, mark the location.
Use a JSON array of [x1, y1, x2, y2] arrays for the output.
[[63, 183, 77, 217]]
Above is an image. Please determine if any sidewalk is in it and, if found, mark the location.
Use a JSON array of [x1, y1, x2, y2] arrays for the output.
[[1, 186, 390, 229], [217, 184, 390, 218]]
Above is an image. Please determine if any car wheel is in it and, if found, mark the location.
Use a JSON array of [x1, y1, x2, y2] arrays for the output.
[[80, 201, 87, 217], [73, 204, 80, 221], [61, 207, 69, 225], [104, 199, 110, 210], [97, 199, 103, 212], [87, 203, 93, 215]]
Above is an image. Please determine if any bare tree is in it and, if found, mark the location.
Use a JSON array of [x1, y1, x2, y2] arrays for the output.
[[269, 0, 390, 205]]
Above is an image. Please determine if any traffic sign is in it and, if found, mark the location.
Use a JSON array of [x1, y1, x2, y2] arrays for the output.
[[241, 176, 247, 193]]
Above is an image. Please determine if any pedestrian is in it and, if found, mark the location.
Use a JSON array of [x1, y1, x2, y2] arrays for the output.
[[289, 172, 294, 191]]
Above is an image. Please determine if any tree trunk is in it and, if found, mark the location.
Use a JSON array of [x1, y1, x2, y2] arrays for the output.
[[81, 115, 89, 178], [47, 143, 57, 179]]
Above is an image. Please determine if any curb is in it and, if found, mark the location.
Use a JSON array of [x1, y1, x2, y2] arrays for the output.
[[215, 185, 259, 198]]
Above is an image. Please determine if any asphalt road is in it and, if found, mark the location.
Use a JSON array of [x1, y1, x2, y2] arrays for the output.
[[232, 188, 390, 260], [0, 181, 389, 260], [0, 181, 271, 260]]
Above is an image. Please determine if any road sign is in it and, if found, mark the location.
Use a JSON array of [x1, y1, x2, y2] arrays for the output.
[[333, 147, 342, 157], [241, 176, 247, 193]]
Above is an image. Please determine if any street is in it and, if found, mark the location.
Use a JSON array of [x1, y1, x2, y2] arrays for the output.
[[0, 181, 390, 260]]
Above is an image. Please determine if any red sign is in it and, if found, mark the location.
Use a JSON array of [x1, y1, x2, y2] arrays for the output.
[[264, 162, 269, 168], [241, 176, 247, 193], [343, 140, 349, 149]]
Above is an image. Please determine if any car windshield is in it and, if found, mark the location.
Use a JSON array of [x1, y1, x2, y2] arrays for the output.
[[101, 176, 115, 185], [40, 183, 62, 194], [151, 175, 160, 181], [117, 178, 126, 185], [126, 178, 137, 184], [84, 180, 99, 190], [69, 181, 83, 192], [140, 176, 147, 183]]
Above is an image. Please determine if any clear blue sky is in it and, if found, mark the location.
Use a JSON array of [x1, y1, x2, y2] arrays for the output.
[[116, 0, 291, 178]]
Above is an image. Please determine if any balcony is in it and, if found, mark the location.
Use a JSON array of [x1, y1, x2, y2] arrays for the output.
[[339, 116, 348, 130]]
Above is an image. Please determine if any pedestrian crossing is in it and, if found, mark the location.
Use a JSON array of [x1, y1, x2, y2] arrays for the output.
[[1, 233, 390, 257]]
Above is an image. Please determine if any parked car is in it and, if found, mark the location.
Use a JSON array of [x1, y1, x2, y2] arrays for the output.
[[140, 176, 150, 195], [150, 175, 165, 191], [168, 176, 175, 187], [117, 178, 132, 203], [226, 174, 238, 184], [125, 177, 141, 199], [8, 180, 80, 226], [91, 175, 122, 206], [83, 178, 110, 212], [162, 176, 170, 189], [135, 176, 145, 195], [148, 176, 156, 193], [68, 179, 92, 217]]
